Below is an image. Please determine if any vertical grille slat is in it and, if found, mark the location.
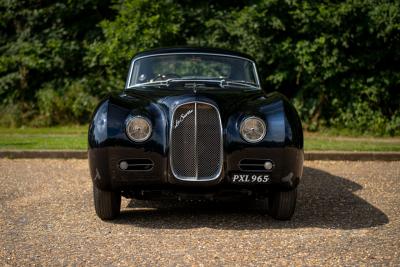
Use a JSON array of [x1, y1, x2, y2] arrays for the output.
[[170, 102, 223, 181]]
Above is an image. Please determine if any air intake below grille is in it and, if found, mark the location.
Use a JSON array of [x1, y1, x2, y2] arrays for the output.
[[170, 102, 223, 181], [119, 159, 154, 171], [239, 159, 274, 172]]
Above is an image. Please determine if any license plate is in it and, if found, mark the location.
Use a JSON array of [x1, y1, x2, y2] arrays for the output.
[[230, 173, 270, 184]]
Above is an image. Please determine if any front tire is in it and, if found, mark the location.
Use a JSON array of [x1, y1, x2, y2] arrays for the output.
[[93, 185, 121, 220], [268, 188, 297, 220]]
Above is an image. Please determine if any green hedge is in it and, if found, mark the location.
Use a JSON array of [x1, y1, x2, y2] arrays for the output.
[[1, 0, 399, 135]]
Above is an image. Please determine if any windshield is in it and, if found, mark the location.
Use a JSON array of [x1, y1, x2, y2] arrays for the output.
[[127, 53, 259, 88]]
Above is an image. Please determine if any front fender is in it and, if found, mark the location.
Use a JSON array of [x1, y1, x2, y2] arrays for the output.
[[88, 99, 111, 189], [88, 95, 168, 190], [225, 92, 304, 189]]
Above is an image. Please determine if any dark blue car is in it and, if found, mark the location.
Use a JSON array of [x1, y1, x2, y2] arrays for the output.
[[88, 47, 303, 220]]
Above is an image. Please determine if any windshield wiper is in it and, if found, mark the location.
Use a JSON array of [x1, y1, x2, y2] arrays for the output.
[[128, 80, 171, 88], [129, 78, 194, 88], [220, 79, 259, 88]]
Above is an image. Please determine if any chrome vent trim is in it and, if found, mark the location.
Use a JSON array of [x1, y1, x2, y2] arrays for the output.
[[169, 101, 223, 181], [118, 159, 154, 171], [239, 159, 274, 172]]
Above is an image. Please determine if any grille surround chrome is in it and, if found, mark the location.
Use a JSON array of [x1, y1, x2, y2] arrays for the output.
[[169, 101, 223, 181]]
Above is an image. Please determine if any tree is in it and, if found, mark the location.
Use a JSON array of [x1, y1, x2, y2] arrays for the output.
[[0, 0, 112, 126], [1, 0, 399, 135]]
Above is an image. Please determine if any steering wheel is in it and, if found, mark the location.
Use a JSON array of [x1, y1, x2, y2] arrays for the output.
[[153, 73, 181, 81]]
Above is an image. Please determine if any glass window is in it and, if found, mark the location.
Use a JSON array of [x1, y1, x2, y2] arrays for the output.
[[128, 54, 258, 88]]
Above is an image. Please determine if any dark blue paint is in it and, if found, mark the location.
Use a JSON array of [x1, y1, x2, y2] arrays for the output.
[[89, 84, 303, 192], [88, 48, 303, 193]]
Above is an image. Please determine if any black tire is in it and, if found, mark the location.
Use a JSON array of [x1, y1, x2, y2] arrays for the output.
[[93, 184, 121, 220], [257, 198, 269, 215], [268, 188, 297, 220]]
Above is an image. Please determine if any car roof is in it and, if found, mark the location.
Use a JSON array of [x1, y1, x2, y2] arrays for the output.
[[132, 47, 256, 62]]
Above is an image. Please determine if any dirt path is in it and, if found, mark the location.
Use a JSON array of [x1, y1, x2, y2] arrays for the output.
[[0, 159, 399, 265]]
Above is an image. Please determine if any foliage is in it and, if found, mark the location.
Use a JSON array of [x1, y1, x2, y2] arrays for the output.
[[0, 0, 112, 126], [87, 0, 184, 92], [0, 0, 399, 135]]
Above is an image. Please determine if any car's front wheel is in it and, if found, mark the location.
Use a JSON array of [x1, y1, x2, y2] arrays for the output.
[[93, 185, 121, 220], [267, 188, 297, 220]]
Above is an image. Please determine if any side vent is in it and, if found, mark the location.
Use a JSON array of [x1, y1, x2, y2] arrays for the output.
[[239, 159, 274, 172], [119, 159, 154, 171]]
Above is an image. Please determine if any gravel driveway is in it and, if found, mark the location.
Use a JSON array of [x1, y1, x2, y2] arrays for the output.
[[0, 159, 399, 266]]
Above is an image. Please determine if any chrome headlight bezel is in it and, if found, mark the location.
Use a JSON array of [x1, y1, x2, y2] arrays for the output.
[[239, 116, 267, 143], [125, 115, 152, 142]]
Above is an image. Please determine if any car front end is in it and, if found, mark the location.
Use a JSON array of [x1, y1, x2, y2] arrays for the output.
[[88, 48, 303, 220]]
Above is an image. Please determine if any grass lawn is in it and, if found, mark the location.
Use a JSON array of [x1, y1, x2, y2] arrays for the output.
[[0, 126, 399, 151], [304, 133, 400, 152], [0, 126, 88, 150]]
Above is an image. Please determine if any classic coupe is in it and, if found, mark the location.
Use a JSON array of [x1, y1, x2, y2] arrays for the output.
[[88, 47, 303, 220]]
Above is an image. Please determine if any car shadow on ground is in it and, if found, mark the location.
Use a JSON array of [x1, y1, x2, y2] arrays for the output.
[[114, 167, 389, 230]]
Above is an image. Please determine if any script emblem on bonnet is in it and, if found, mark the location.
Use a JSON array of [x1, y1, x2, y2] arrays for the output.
[[174, 109, 193, 129]]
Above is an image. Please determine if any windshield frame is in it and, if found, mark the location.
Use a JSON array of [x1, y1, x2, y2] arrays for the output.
[[125, 52, 261, 89]]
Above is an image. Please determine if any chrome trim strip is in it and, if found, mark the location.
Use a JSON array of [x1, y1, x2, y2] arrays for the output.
[[118, 159, 154, 172], [128, 79, 258, 89], [169, 101, 223, 182], [194, 102, 198, 179], [126, 52, 260, 89], [253, 62, 261, 86], [126, 58, 134, 88], [238, 158, 274, 172]]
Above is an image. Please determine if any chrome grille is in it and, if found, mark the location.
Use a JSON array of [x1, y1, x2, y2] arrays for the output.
[[170, 102, 223, 181]]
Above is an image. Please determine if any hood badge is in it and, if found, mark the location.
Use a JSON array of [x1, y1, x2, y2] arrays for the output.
[[174, 109, 193, 129]]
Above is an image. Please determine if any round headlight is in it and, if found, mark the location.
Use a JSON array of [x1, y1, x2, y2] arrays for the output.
[[126, 116, 152, 142], [240, 116, 266, 143]]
